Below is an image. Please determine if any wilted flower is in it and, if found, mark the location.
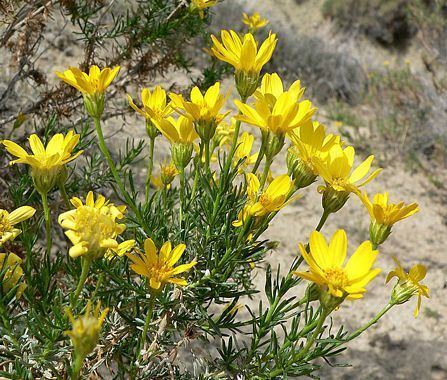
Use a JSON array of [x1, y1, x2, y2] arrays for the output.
[[56, 65, 120, 118], [58, 192, 134, 260], [295, 230, 381, 307], [152, 162, 179, 189], [0, 252, 27, 298], [127, 238, 197, 290], [386, 257, 429, 317], [0, 206, 36, 246], [65, 301, 108, 359], [242, 12, 269, 32], [2, 132, 83, 194]]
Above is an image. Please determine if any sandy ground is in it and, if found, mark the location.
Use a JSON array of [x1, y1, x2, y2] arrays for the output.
[[1, 0, 446, 378]]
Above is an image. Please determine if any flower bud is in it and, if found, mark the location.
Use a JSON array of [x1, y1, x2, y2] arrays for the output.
[[0, 252, 26, 299], [171, 142, 193, 170], [146, 119, 160, 140], [286, 148, 317, 189], [160, 162, 178, 187], [66, 301, 108, 360], [320, 186, 350, 215], [235, 70, 259, 101], [369, 221, 392, 247], [83, 93, 105, 119]]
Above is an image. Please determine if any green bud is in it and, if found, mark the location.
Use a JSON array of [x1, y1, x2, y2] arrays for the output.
[[171, 143, 193, 170], [369, 221, 392, 247], [305, 283, 321, 303], [235, 70, 259, 101]]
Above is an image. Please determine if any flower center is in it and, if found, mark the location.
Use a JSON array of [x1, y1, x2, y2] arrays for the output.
[[74, 206, 116, 252], [0, 211, 12, 237], [258, 193, 272, 207], [324, 267, 349, 289]]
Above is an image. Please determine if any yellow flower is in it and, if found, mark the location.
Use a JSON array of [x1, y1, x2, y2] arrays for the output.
[[190, 0, 216, 18], [315, 145, 382, 194], [235, 73, 316, 136], [127, 238, 197, 290], [242, 12, 269, 32], [232, 173, 261, 227], [295, 230, 381, 301], [152, 162, 179, 189], [56, 65, 120, 118], [66, 301, 108, 359], [386, 257, 429, 317], [2, 131, 83, 194], [214, 118, 236, 148], [170, 82, 229, 141], [211, 30, 277, 75], [249, 174, 294, 217], [127, 86, 172, 122], [0, 206, 36, 246], [56, 65, 120, 95], [234, 132, 259, 172], [58, 191, 134, 260], [359, 191, 419, 227], [156, 115, 199, 145], [288, 121, 340, 173], [0, 252, 27, 298]]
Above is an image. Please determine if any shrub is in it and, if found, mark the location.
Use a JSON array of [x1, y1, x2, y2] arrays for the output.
[[0, 4, 428, 379]]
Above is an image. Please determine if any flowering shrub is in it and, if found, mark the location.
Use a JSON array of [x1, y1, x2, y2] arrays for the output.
[[0, 7, 428, 380]]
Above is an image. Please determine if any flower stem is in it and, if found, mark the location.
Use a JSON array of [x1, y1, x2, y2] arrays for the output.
[[316, 209, 330, 231], [295, 308, 328, 361], [179, 167, 186, 225], [259, 156, 272, 189], [93, 117, 139, 216], [139, 291, 157, 358], [345, 303, 394, 342], [145, 136, 156, 204], [72, 258, 91, 308], [59, 183, 71, 209], [204, 139, 211, 175], [71, 353, 83, 380], [40, 191, 52, 264]]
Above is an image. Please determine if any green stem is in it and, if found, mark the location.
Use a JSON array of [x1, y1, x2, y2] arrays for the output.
[[40, 192, 52, 264], [251, 137, 265, 174], [179, 167, 186, 225], [93, 117, 139, 216], [145, 137, 156, 205], [345, 303, 393, 342], [259, 156, 272, 189], [139, 291, 157, 357], [59, 183, 71, 209], [72, 258, 91, 308], [316, 209, 330, 232], [204, 139, 211, 175], [71, 353, 84, 380]]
